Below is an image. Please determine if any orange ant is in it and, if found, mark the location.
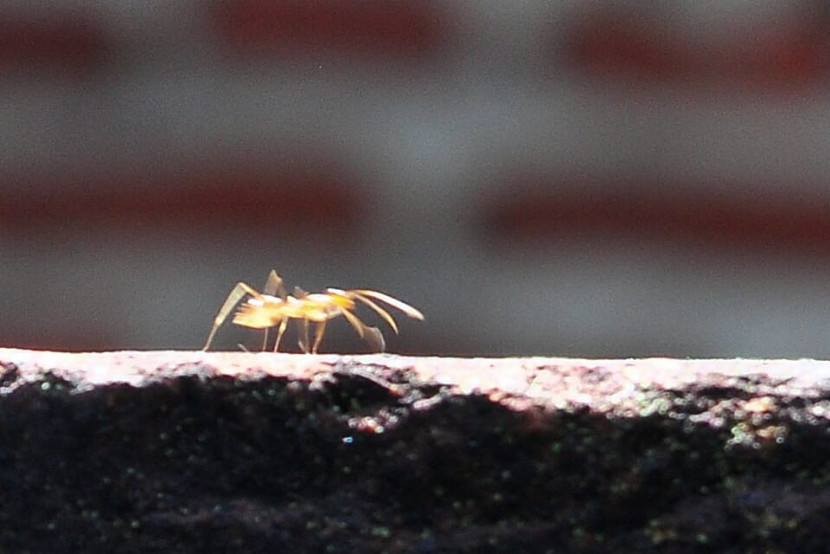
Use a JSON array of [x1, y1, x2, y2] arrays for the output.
[[202, 270, 424, 353]]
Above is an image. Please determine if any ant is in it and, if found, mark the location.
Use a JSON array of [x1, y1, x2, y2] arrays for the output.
[[202, 270, 423, 354]]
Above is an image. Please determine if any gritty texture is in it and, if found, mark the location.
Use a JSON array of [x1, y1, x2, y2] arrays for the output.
[[1, 349, 830, 553]]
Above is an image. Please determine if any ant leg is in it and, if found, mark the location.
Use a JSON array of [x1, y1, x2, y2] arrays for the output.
[[298, 319, 311, 353], [262, 269, 285, 352], [293, 286, 308, 298], [350, 289, 425, 320], [365, 327, 385, 353], [203, 282, 261, 350], [273, 318, 289, 353], [339, 310, 385, 352], [260, 270, 286, 349], [339, 291, 399, 332], [311, 320, 327, 354], [339, 309, 366, 339], [264, 270, 286, 300]]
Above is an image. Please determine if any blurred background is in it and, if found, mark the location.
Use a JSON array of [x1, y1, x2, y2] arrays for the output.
[[3, 1, 830, 357]]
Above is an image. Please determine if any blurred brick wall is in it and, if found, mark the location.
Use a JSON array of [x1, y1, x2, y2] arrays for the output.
[[2, 1, 830, 357]]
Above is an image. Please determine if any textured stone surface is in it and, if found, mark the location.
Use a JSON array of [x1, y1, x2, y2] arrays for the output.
[[1, 348, 830, 553]]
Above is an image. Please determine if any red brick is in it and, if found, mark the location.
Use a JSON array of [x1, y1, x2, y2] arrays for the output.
[[0, 164, 364, 237], [0, 15, 108, 75], [212, 0, 449, 58], [483, 178, 830, 254], [563, 12, 830, 92]]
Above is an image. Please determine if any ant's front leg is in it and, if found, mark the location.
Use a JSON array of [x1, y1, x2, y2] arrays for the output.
[[203, 282, 261, 350]]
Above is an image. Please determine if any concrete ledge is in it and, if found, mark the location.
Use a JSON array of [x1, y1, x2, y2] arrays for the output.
[[1, 348, 829, 553]]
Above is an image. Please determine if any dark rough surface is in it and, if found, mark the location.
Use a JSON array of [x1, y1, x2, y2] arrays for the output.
[[2, 349, 830, 553]]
